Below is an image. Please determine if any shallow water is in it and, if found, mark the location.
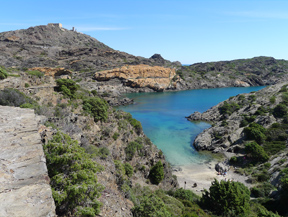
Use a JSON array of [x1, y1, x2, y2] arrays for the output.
[[118, 86, 264, 166]]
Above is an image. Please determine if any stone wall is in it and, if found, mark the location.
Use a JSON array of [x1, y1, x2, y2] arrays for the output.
[[0, 106, 56, 217]]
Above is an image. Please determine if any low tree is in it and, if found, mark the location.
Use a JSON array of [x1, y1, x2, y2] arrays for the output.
[[149, 161, 164, 185], [82, 97, 109, 122], [245, 141, 269, 163], [201, 179, 251, 216], [244, 122, 267, 144], [56, 79, 80, 98]]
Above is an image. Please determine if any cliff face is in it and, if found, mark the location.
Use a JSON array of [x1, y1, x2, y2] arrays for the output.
[[94, 64, 178, 91], [0, 106, 56, 217]]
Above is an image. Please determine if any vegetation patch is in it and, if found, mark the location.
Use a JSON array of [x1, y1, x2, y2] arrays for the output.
[[0, 66, 8, 79], [56, 79, 80, 99], [149, 160, 164, 185], [44, 131, 104, 217], [219, 101, 241, 116], [26, 70, 44, 78], [82, 97, 109, 122]]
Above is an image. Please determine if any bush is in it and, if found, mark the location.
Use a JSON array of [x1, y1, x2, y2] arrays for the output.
[[167, 188, 199, 203], [83, 97, 108, 122], [132, 194, 172, 217], [201, 179, 251, 216], [273, 103, 288, 118], [112, 132, 120, 140], [98, 147, 110, 159], [219, 101, 240, 116], [124, 163, 134, 178], [125, 141, 143, 161], [0, 88, 39, 112], [0, 66, 8, 80], [244, 122, 267, 144], [245, 141, 269, 163], [56, 79, 80, 99], [124, 113, 142, 135], [43, 131, 104, 216], [149, 161, 164, 185], [270, 96, 276, 104]]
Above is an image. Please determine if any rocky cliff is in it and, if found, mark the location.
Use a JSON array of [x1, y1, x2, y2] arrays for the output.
[[94, 64, 178, 91], [0, 106, 56, 217]]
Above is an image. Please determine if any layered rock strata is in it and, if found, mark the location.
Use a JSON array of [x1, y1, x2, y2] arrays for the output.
[[94, 64, 178, 91], [0, 106, 56, 217]]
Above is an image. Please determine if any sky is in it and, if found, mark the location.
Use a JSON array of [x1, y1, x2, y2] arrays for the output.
[[1, 0, 288, 64]]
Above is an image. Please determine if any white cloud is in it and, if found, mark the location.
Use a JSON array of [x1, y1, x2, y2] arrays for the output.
[[226, 11, 288, 20]]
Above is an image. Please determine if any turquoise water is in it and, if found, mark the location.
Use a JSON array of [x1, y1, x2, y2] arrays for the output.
[[118, 86, 264, 166]]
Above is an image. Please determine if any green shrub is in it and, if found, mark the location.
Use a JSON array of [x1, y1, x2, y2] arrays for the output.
[[43, 131, 104, 216], [91, 90, 97, 96], [0, 66, 8, 80], [255, 106, 268, 116], [124, 163, 134, 178], [270, 96, 276, 104], [56, 79, 80, 99], [219, 101, 241, 116], [27, 70, 44, 78], [244, 123, 267, 144], [132, 194, 172, 217], [229, 156, 238, 164], [98, 147, 110, 159], [125, 141, 143, 161], [82, 97, 108, 122], [201, 179, 251, 216], [112, 132, 120, 140], [0, 88, 40, 112], [24, 83, 30, 88], [248, 94, 256, 102], [149, 161, 164, 185], [167, 188, 199, 203], [124, 113, 142, 134], [245, 141, 269, 163], [273, 103, 288, 118]]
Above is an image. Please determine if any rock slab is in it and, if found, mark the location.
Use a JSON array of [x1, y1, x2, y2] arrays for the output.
[[0, 106, 56, 217]]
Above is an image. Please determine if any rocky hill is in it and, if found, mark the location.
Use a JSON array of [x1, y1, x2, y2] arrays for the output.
[[177, 56, 288, 90], [0, 24, 179, 72]]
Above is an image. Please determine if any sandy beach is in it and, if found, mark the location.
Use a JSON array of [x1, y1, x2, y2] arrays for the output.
[[173, 160, 252, 195]]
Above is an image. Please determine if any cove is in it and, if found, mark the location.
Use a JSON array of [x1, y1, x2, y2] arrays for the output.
[[118, 86, 264, 167]]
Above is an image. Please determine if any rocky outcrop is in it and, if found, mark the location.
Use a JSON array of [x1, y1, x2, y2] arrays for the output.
[[187, 83, 285, 151], [94, 64, 178, 91], [0, 106, 56, 217]]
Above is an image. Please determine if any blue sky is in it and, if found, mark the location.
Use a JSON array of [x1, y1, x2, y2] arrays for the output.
[[1, 0, 288, 64]]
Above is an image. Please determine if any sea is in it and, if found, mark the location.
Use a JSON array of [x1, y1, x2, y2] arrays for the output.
[[117, 86, 264, 167]]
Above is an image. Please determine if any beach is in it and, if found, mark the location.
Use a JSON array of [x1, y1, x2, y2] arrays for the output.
[[173, 160, 252, 195]]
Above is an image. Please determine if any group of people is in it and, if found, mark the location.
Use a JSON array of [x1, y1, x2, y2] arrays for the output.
[[217, 169, 227, 176]]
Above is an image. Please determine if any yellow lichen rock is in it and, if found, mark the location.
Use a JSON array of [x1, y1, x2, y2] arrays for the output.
[[94, 64, 177, 91]]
